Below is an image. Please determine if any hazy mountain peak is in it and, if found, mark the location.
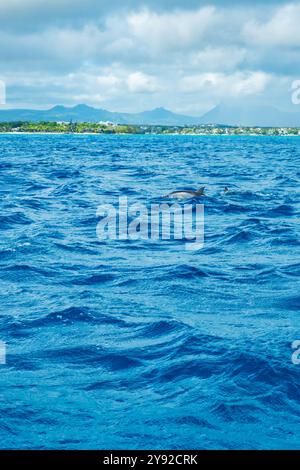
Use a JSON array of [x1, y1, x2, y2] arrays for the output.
[[140, 107, 172, 116], [0, 103, 299, 126], [201, 103, 300, 127], [50, 105, 67, 111], [72, 104, 94, 110]]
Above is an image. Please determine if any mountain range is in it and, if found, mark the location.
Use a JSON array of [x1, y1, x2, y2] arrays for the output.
[[0, 103, 299, 127]]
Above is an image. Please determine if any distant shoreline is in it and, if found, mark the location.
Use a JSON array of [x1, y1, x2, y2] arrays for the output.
[[1, 121, 300, 136], [0, 131, 299, 137]]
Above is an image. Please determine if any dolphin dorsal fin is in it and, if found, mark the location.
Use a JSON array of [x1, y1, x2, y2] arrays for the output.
[[196, 187, 205, 196]]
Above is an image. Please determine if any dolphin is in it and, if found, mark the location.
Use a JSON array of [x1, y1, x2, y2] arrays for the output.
[[166, 187, 205, 199]]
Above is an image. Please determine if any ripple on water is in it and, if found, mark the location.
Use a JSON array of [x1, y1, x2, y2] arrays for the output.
[[0, 134, 299, 450]]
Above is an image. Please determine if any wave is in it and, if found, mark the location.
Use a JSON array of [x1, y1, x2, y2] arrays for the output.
[[0, 134, 299, 450]]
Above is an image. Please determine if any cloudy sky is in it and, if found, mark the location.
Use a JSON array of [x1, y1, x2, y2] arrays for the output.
[[1, 0, 300, 114]]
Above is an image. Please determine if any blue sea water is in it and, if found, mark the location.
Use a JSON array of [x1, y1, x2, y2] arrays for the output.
[[0, 134, 299, 450]]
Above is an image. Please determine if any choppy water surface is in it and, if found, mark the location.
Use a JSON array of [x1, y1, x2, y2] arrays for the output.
[[0, 134, 299, 449]]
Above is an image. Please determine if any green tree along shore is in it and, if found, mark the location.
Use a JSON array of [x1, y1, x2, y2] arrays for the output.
[[0, 121, 140, 134], [0, 121, 300, 135]]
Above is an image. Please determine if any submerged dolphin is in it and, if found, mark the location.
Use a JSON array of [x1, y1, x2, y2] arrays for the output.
[[166, 187, 205, 199]]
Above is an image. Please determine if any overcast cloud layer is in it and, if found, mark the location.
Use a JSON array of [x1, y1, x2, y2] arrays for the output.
[[1, 0, 299, 114]]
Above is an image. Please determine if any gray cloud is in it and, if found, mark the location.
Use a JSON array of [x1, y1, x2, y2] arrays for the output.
[[0, 1, 299, 113], [0, 0, 283, 32]]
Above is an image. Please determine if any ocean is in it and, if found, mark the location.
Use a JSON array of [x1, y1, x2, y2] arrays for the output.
[[0, 134, 299, 449]]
